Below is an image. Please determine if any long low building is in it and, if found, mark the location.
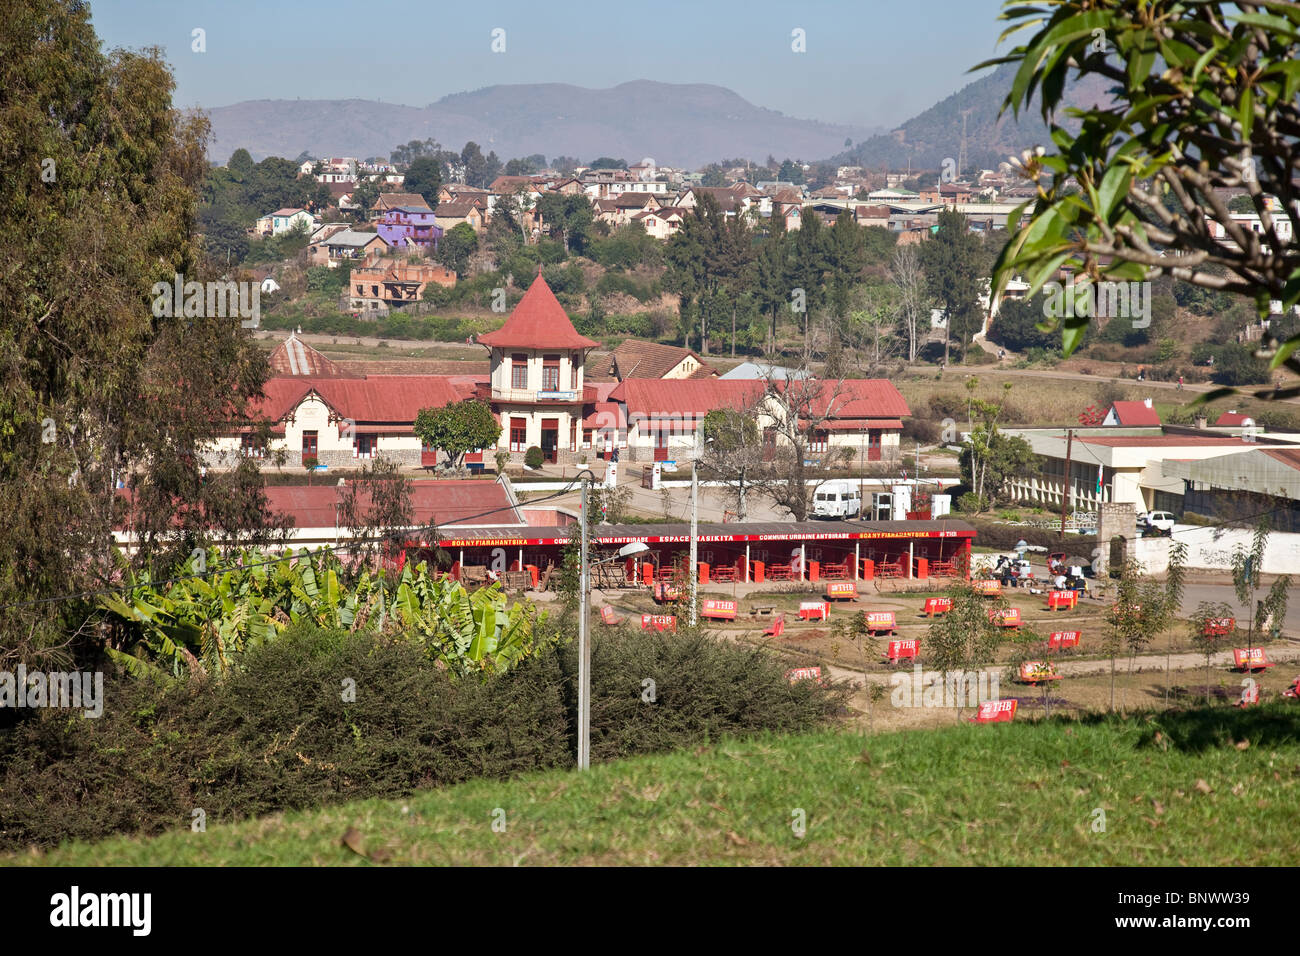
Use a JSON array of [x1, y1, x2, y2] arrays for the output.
[[1002, 426, 1299, 515], [406, 518, 976, 585]]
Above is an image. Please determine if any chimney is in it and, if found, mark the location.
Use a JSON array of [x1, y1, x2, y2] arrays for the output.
[[1194, 414, 1208, 430], [1143, 397, 1152, 408]]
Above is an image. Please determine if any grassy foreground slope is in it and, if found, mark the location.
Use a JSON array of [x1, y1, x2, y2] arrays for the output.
[[16, 707, 1300, 866]]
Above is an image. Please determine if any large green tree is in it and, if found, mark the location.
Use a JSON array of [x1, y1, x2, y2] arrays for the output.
[[414, 400, 502, 470], [403, 156, 442, 206], [436, 222, 479, 277], [919, 208, 983, 364], [1, 0, 280, 664]]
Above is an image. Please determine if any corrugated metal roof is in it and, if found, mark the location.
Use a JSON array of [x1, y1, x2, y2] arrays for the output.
[[266, 479, 521, 529]]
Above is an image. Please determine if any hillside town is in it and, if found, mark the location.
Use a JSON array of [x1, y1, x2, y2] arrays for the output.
[[5, 0, 1300, 885]]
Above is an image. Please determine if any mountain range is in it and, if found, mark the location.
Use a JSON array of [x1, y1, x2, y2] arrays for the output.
[[205, 80, 881, 169], [205, 66, 1111, 172]]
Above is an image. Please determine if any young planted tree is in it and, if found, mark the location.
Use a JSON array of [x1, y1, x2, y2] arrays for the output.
[[926, 583, 1007, 720], [1189, 601, 1239, 705], [1229, 517, 1291, 649], [413, 399, 502, 471], [1163, 540, 1189, 706]]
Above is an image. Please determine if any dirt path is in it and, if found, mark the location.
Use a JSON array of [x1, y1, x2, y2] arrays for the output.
[[818, 642, 1300, 690]]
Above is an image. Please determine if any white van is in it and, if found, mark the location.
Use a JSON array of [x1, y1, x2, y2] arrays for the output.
[[811, 481, 862, 519]]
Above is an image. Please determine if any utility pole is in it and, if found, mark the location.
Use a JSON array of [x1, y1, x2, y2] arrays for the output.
[[1059, 429, 1074, 541], [689, 434, 700, 627], [578, 475, 591, 770]]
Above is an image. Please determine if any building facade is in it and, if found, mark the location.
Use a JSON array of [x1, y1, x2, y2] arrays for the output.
[[476, 274, 600, 464]]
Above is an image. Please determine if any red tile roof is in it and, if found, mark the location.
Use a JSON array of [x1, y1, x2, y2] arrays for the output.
[[1107, 401, 1161, 426], [611, 340, 714, 380], [475, 275, 599, 350], [265, 479, 520, 529]]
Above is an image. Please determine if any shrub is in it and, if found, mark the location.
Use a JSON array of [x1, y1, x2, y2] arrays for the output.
[[0, 623, 844, 849], [525, 446, 544, 469]]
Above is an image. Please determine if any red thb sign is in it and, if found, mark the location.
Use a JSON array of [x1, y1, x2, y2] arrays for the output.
[[1048, 630, 1081, 649], [887, 639, 919, 661], [701, 599, 737, 620], [970, 699, 1017, 723], [924, 597, 952, 616]]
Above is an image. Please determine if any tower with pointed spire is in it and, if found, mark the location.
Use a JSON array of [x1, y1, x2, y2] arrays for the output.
[[477, 274, 599, 464]]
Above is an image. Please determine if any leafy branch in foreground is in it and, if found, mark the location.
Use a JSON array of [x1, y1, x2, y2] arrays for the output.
[[980, 0, 1300, 391]]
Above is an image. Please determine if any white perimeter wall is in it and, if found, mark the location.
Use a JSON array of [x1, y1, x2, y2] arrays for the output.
[[1136, 526, 1300, 575]]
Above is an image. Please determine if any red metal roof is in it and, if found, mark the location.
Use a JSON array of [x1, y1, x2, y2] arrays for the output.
[[609, 378, 766, 415], [247, 376, 471, 425], [1215, 411, 1254, 426], [1262, 448, 1300, 471], [267, 333, 354, 377], [475, 275, 599, 350], [265, 479, 520, 529], [773, 379, 911, 419], [1108, 401, 1161, 426]]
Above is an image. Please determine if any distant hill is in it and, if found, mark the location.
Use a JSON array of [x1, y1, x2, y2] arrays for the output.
[[204, 81, 882, 168], [821, 61, 1114, 173]]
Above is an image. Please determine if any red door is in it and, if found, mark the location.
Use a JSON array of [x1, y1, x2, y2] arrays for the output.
[[868, 430, 882, 462], [762, 427, 776, 462], [653, 427, 668, 462]]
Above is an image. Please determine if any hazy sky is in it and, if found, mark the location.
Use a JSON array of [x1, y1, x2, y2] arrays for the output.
[[90, 0, 1011, 130]]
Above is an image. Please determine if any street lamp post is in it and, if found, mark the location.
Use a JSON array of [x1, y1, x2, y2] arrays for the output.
[[689, 447, 700, 627], [575, 464, 645, 771], [578, 475, 591, 769]]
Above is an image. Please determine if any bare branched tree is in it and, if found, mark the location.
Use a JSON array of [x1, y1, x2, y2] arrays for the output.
[[759, 333, 851, 521], [890, 244, 926, 363]]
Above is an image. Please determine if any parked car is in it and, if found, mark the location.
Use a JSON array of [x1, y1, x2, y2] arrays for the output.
[[1140, 511, 1177, 535]]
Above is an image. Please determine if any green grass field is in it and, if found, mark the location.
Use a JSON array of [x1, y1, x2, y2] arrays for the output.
[[13, 705, 1300, 866]]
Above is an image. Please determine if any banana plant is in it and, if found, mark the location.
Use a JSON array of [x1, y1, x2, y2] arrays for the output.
[[100, 549, 550, 680]]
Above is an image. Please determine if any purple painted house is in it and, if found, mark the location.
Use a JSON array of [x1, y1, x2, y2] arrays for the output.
[[375, 204, 442, 252]]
